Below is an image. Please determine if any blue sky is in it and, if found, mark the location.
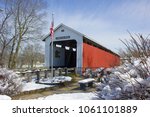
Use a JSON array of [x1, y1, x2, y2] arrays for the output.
[[1, 0, 150, 53], [45, 0, 150, 52]]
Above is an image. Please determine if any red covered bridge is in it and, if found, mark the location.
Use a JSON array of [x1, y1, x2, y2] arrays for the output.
[[43, 24, 120, 73]]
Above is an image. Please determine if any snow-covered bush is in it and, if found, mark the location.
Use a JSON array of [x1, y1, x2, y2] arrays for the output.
[[95, 33, 150, 100], [120, 33, 150, 78], [0, 95, 11, 100], [82, 68, 93, 78], [95, 58, 150, 100], [83, 68, 106, 78], [0, 68, 22, 96]]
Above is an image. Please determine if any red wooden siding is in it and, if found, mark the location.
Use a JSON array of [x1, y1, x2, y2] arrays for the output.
[[83, 43, 120, 70]]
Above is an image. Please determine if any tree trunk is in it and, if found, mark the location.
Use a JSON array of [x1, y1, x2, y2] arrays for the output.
[[0, 45, 5, 62], [0, 45, 5, 66], [11, 35, 22, 69], [8, 37, 16, 69]]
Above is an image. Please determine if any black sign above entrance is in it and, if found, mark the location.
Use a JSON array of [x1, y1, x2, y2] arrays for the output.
[[55, 36, 70, 40]]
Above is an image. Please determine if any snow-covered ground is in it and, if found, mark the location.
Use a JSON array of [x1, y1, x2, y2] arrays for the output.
[[1, 57, 150, 100], [0, 95, 11, 100], [38, 92, 96, 100], [21, 76, 72, 92], [21, 82, 54, 92], [39, 76, 72, 84]]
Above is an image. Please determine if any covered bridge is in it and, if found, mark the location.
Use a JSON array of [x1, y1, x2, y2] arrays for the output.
[[43, 24, 120, 73]]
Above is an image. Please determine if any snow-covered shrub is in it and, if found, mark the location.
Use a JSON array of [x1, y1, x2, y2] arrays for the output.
[[120, 33, 150, 78], [0, 68, 22, 96], [95, 59, 150, 100], [83, 68, 106, 78], [95, 33, 150, 100], [0, 95, 11, 100], [82, 68, 93, 78]]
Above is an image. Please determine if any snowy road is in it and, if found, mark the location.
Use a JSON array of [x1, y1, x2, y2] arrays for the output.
[[37, 92, 96, 100]]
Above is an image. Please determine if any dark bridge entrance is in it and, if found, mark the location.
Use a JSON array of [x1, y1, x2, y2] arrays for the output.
[[53, 40, 77, 68]]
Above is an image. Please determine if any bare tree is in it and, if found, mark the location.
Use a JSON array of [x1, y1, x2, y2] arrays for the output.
[[0, 2, 13, 66], [18, 43, 44, 69], [0, 0, 46, 68]]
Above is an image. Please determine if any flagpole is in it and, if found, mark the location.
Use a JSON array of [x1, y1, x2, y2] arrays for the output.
[[51, 14, 54, 78], [51, 33, 53, 78]]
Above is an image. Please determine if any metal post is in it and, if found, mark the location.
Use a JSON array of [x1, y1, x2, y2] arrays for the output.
[[51, 37, 53, 77], [58, 68, 62, 76], [53, 68, 55, 77], [51, 13, 54, 78], [36, 70, 40, 83], [65, 67, 68, 75], [44, 70, 48, 78]]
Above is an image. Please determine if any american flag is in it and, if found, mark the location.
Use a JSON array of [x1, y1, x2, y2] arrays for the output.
[[50, 14, 54, 39]]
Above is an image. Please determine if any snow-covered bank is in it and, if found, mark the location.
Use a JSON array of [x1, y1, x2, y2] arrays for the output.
[[38, 93, 96, 100], [0, 95, 11, 100]]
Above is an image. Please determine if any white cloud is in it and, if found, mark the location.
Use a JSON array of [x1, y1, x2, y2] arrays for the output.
[[43, 0, 150, 53]]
